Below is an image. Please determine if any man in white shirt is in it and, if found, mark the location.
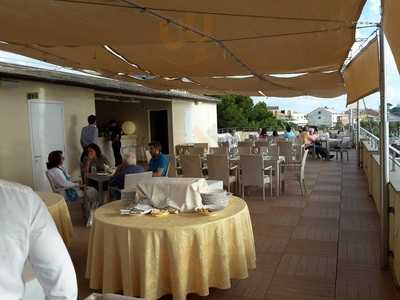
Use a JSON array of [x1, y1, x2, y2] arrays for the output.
[[0, 180, 78, 300]]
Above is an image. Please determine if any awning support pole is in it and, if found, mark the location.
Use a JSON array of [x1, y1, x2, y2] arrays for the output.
[[357, 101, 361, 167], [378, 25, 389, 269]]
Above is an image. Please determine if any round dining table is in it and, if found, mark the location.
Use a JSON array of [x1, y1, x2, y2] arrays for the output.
[[86, 196, 256, 300], [37, 192, 74, 247]]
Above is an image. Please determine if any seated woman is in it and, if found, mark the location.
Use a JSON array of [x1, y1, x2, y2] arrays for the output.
[[47, 150, 82, 201], [259, 128, 268, 139], [301, 127, 333, 160], [109, 152, 144, 199], [47, 151, 97, 226], [81, 143, 110, 179]]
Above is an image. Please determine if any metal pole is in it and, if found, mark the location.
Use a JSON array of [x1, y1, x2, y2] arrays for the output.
[[378, 25, 389, 269], [357, 101, 361, 167]]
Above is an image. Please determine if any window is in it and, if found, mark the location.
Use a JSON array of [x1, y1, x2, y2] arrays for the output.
[[318, 116, 321, 119], [318, 111, 321, 114]]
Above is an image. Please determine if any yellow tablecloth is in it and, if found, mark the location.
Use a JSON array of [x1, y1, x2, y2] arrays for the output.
[[86, 197, 256, 300], [37, 192, 74, 247]]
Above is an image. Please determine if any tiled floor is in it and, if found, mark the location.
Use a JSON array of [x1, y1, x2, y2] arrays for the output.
[[69, 150, 400, 299]]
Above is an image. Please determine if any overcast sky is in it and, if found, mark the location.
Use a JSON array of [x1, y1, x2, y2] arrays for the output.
[[0, 0, 398, 114], [253, 0, 400, 113]]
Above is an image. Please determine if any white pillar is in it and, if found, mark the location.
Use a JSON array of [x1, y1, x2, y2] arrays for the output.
[[378, 25, 390, 269]]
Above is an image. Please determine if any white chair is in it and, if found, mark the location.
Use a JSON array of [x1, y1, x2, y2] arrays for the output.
[[124, 171, 153, 190], [187, 147, 205, 155], [167, 154, 179, 177], [209, 147, 229, 155], [240, 155, 273, 201], [180, 154, 205, 178], [285, 149, 309, 196], [238, 146, 253, 155], [193, 142, 208, 153], [238, 141, 254, 147], [255, 140, 269, 149], [145, 150, 152, 163], [333, 137, 351, 160], [207, 154, 237, 193], [278, 141, 300, 165], [267, 144, 279, 158]]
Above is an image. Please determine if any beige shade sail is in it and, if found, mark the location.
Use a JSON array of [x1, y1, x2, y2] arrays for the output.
[[343, 38, 379, 105], [0, 0, 366, 96], [384, 0, 400, 72], [128, 71, 345, 98]]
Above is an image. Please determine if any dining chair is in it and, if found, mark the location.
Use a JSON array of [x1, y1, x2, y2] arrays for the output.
[[187, 146, 205, 155], [238, 141, 254, 147], [278, 140, 299, 165], [207, 154, 237, 193], [255, 140, 269, 148], [193, 142, 208, 153], [267, 144, 279, 158], [167, 154, 180, 177], [180, 154, 205, 178], [284, 149, 309, 196], [333, 137, 351, 160], [124, 171, 153, 190], [209, 146, 229, 155], [238, 146, 253, 155], [240, 155, 273, 201], [145, 150, 152, 163]]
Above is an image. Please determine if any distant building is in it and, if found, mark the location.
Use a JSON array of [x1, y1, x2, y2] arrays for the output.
[[306, 107, 339, 128], [266, 106, 308, 126]]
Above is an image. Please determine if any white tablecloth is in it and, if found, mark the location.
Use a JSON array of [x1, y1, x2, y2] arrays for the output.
[[137, 177, 209, 212]]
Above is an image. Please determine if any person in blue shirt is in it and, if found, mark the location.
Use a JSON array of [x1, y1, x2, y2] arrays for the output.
[[148, 141, 169, 177], [283, 125, 296, 140]]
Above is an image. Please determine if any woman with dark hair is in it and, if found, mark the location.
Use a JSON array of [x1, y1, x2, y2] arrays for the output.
[[46, 151, 97, 204], [259, 128, 268, 139], [81, 143, 110, 178]]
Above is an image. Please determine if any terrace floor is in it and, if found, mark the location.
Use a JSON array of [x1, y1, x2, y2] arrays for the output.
[[70, 150, 400, 300]]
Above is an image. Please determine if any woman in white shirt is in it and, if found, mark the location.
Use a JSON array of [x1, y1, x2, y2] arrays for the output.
[[46, 151, 97, 226]]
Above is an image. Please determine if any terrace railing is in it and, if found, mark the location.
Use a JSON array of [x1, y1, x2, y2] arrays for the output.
[[360, 127, 400, 171]]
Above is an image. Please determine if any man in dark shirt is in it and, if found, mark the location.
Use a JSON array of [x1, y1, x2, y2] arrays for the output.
[[109, 120, 123, 166]]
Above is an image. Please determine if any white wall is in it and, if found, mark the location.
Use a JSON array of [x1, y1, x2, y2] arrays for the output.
[[171, 100, 218, 148], [307, 109, 334, 127], [0, 79, 95, 187]]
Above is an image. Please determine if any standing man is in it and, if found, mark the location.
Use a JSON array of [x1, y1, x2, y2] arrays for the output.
[[148, 141, 169, 177], [80, 115, 98, 150], [109, 120, 122, 166]]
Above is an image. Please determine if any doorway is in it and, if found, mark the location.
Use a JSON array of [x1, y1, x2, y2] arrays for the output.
[[29, 101, 65, 191], [148, 110, 169, 154]]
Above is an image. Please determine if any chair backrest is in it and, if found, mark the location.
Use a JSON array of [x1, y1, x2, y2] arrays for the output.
[[341, 136, 352, 148], [238, 141, 253, 147], [255, 140, 269, 148], [124, 171, 153, 189], [209, 147, 229, 155], [278, 141, 297, 163], [300, 149, 309, 182], [45, 170, 57, 193], [145, 150, 152, 163], [187, 147, 205, 155], [180, 155, 204, 178], [167, 154, 177, 177], [240, 155, 264, 186], [238, 146, 253, 155], [193, 142, 208, 153], [267, 144, 279, 157], [206, 154, 230, 185]]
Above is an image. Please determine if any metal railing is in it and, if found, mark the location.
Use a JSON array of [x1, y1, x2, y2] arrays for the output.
[[360, 127, 400, 171]]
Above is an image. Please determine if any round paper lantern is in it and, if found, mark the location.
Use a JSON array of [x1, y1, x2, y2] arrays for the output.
[[121, 121, 136, 135]]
